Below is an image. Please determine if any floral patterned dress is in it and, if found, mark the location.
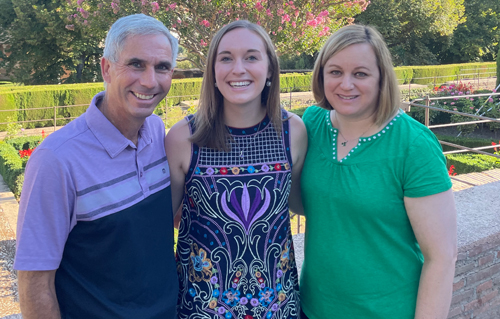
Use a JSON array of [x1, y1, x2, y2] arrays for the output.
[[177, 111, 300, 319]]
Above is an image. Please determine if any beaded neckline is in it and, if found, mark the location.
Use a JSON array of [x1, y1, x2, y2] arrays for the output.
[[325, 110, 403, 163]]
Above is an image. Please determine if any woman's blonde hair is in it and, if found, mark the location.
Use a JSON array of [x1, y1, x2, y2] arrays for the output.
[[190, 20, 281, 151], [312, 24, 400, 126]]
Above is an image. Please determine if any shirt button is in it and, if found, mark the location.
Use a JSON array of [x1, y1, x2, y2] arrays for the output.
[[140, 172, 143, 177]]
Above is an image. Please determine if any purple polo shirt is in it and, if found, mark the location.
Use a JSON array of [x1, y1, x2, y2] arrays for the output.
[[14, 91, 178, 319]]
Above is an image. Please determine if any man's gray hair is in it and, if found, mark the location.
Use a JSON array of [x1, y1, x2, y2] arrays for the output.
[[103, 14, 179, 66]]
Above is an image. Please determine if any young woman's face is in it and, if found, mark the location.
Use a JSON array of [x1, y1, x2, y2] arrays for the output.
[[323, 43, 380, 120], [214, 28, 271, 110]]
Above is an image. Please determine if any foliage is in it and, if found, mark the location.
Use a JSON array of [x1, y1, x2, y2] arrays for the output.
[[279, 53, 316, 70], [64, 0, 369, 69], [0, 0, 102, 85], [446, 153, 500, 174], [436, 134, 498, 153], [0, 141, 25, 198], [497, 46, 500, 88], [440, 0, 500, 64], [355, 0, 465, 66], [419, 83, 500, 135]]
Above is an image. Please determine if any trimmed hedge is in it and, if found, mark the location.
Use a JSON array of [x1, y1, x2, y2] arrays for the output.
[[0, 141, 24, 198], [446, 153, 500, 174], [436, 134, 498, 154], [279, 73, 312, 92]]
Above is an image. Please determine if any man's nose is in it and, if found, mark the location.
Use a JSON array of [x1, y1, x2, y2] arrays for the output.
[[140, 66, 156, 88]]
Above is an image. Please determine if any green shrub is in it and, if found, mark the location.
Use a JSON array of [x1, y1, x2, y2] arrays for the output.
[[436, 135, 498, 153], [5, 136, 44, 150], [394, 66, 414, 84], [279, 73, 312, 92], [446, 153, 500, 174], [0, 141, 24, 198]]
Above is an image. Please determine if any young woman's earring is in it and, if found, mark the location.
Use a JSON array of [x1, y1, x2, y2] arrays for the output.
[[266, 80, 271, 87], [215, 82, 218, 88]]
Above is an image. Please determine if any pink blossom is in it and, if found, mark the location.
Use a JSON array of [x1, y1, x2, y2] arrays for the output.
[[295, 10, 299, 17], [83, 19, 88, 25], [277, 9, 284, 16], [65, 24, 75, 30], [200, 20, 210, 27], [151, 2, 159, 13], [200, 39, 207, 46], [169, 3, 177, 9], [320, 10, 329, 17], [281, 14, 290, 24], [278, 26, 282, 31], [488, 98, 493, 103], [306, 19, 318, 27], [73, 13, 78, 18], [451, 92, 454, 95], [444, 102, 447, 105], [292, 21, 296, 28], [242, 3, 246, 7], [470, 98, 474, 101], [77, 0, 84, 5], [450, 102, 455, 105], [469, 107, 474, 109], [266, 9, 273, 16], [80, 9, 89, 19], [255, 2, 264, 11]]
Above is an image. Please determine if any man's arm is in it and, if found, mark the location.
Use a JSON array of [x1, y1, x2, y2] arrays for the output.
[[288, 113, 308, 216], [18, 270, 61, 319]]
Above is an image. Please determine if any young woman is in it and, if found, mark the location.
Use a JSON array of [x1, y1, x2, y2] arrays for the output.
[[299, 25, 457, 319], [165, 20, 307, 319]]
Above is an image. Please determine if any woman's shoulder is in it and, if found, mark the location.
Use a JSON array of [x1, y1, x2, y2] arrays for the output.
[[302, 105, 327, 122], [165, 117, 192, 146]]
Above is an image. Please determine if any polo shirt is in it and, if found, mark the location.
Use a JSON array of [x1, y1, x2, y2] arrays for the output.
[[15, 91, 178, 319]]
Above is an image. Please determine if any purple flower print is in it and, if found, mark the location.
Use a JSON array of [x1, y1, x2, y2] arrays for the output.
[[239, 297, 248, 305], [218, 307, 226, 315], [211, 276, 218, 284], [206, 167, 215, 175], [250, 298, 259, 307], [261, 164, 270, 172], [276, 269, 283, 278], [271, 304, 279, 311]]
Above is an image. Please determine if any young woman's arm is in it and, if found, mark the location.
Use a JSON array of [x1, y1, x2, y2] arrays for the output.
[[288, 113, 308, 216]]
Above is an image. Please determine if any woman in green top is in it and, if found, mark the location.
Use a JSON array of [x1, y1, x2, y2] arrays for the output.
[[297, 25, 457, 319]]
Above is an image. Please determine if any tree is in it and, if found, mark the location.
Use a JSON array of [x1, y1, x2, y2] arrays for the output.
[[439, 0, 500, 64], [497, 46, 500, 89], [355, 0, 465, 66], [65, 0, 369, 69], [0, 0, 102, 85]]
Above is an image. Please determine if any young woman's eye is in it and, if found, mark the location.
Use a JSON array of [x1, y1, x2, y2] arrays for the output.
[[220, 56, 231, 62], [247, 55, 258, 61]]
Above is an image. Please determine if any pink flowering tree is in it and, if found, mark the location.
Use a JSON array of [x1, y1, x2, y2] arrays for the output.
[[64, 0, 369, 69]]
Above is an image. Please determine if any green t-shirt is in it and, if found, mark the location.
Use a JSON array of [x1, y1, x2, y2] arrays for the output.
[[300, 106, 452, 319]]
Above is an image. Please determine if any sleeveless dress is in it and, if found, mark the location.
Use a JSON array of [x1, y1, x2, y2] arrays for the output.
[[177, 111, 300, 319]]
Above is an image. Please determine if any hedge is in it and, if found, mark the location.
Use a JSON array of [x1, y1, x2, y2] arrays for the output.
[[446, 153, 500, 175], [436, 134, 498, 154], [0, 141, 25, 198]]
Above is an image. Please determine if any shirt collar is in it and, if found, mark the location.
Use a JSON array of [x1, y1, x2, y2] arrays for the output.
[[85, 91, 153, 158]]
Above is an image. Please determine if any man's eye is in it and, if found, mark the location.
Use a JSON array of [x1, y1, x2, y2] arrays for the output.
[[157, 64, 171, 71], [130, 62, 142, 68]]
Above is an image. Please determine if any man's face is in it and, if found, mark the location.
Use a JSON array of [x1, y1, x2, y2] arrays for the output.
[[101, 33, 173, 123]]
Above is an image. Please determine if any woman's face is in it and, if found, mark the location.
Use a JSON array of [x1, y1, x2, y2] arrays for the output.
[[214, 28, 271, 110], [322, 43, 380, 120]]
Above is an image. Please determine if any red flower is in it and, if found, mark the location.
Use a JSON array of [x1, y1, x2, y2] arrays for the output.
[[233, 277, 239, 283], [274, 163, 281, 171], [492, 141, 499, 153], [258, 277, 264, 283], [245, 316, 254, 319], [220, 167, 228, 175], [448, 165, 457, 176]]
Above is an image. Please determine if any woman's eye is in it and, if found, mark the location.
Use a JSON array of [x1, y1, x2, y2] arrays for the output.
[[220, 56, 231, 62], [247, 55, 258, 61], [330, 70, 341, 76], [355, 72, 368, 77]]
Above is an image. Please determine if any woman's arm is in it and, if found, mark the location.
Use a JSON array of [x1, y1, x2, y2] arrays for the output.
[[288, 113, 308, 215], [405, 189, 457, 319], [165, 120, 192, 226]]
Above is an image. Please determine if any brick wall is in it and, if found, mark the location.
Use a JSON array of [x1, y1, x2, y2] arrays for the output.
[[448, 233, 500, 318]]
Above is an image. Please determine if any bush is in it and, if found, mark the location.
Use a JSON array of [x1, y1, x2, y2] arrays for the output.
[[446, 153, 500, 174], [279, 73, 312, 92], [5, 135, 44, 151], [0, 141, 24, 198], [394, 66, 414, 84], [436, 134, 498, 153]]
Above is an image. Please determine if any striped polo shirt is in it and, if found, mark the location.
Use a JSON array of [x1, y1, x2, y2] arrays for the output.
[[15, 92, 178, 318]]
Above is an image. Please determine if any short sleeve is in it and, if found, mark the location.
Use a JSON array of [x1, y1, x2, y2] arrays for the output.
[[403, 130, 452, 198], [14, 148, 76, 271]]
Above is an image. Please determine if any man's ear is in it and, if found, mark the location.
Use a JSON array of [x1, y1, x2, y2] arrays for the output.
[[101, 57, 112, 84]]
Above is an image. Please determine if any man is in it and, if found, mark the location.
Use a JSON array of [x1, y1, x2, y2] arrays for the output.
[[14, 14, 179, 319]]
